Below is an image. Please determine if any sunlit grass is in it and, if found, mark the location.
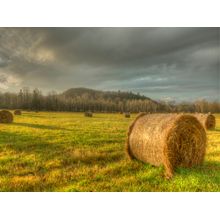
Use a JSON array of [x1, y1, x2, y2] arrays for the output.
[[0, 112, 219, 191]]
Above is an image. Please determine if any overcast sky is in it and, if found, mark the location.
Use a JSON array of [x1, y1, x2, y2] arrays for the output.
[[0, 27, 219, 101]]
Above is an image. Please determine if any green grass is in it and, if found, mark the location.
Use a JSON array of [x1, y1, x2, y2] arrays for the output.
[[0, 112, 220, 192]]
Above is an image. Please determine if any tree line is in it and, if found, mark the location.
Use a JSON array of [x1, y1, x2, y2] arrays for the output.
[[0, 87, 219, 113]]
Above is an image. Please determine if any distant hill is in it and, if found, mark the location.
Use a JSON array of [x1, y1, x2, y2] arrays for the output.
[[62, 87, 158, 104]]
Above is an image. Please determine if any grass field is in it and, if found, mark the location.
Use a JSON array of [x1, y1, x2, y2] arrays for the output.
[[0, 112, 219, 192]]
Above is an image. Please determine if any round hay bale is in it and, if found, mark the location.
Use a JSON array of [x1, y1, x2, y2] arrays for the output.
[[0, 110, 14, 123], [126, 113, 206, 178], [124, 112, 130, 118], [84, 111, 93, 117], [14, 109, 22, 115], [194, 113, 216, 130]]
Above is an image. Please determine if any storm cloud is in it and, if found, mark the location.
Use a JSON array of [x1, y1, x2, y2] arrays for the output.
[[0, 27, 219, 101]]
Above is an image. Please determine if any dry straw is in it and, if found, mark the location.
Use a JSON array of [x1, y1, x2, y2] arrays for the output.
[[14, 110, 22, 115], [194, 113, 216, 130], [126, 113, 206, 178], [84, 112, 93, 117], [0, 110, 14, 123]]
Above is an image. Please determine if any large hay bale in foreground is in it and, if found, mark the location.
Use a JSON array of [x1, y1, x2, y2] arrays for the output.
[[84, 112, 93, 117], [14, 109, 22, 115], [0, 110, 14, 123], [126, 113, 206, 178], [194, 113, 216, 130], [124, 112, 130, 118]]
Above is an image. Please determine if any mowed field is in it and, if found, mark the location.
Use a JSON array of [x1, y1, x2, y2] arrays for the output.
[[0, 112, 219, 192]]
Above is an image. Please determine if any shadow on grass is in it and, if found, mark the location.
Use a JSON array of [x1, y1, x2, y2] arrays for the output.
[[12, 122, 71, 131], [22, 114, 46, 118], [0, 130, 62, 156], [0, 130, 124, 166]]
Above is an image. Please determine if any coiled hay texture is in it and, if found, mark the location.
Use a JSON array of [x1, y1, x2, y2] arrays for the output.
[[84, 112, 93, 117], [194, 113, 216, 130], [125, 112, 130, 118], [0, 110, 14, 123], [14, 110, 22, 115], [126, 113, 206, 178]]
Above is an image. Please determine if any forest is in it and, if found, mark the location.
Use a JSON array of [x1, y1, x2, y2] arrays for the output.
[[0, 87, 219, 113]]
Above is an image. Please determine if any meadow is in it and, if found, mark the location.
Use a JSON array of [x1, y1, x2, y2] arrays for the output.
[[0, 112, 219, 192]]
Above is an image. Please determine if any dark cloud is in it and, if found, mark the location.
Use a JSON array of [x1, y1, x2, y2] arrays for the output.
[[0, 27, 219, 101]]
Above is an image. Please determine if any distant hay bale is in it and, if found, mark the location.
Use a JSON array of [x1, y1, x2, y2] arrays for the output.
[[194, 113, 216, 130], [126, 113, 206, 178], [0, 110, 14, 123], [14, 110, 22, 115], [124, 112, 130, 118], [84, 111, 93, 117]]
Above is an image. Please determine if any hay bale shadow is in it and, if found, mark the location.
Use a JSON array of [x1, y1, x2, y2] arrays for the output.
[[12, 122, 71, 131]]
